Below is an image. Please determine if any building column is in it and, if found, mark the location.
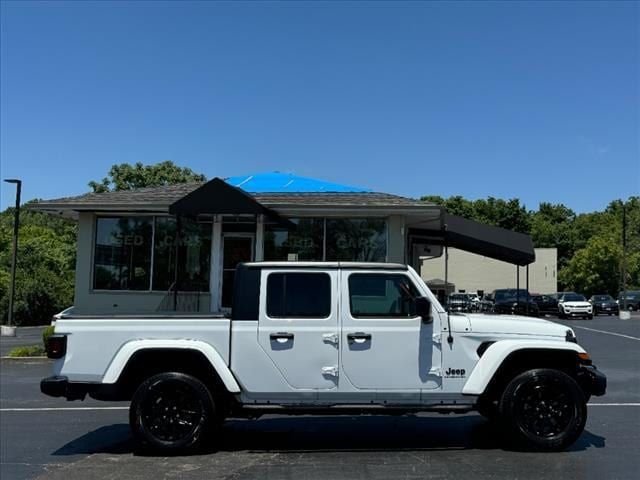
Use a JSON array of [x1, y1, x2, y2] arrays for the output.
[[209, 215, 223, 312], [255, 214, 264, 261]]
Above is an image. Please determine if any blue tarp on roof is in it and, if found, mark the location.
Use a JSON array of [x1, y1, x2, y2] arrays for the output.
[[224, 172, 371, 193]]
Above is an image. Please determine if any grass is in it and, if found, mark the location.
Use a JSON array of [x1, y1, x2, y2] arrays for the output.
[[7, 345, 46, 357]]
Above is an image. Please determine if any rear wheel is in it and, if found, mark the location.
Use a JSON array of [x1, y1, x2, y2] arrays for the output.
[[130, 372, 216, 452], [498, 369, 586, 451]]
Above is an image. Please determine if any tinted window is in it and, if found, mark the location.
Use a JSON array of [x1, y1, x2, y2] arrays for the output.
[[326, 219, 387, 262], [94, 217, 153, 290], [152, 217, 211, 292], [267, 273, 331, 318], [264, 218, 324, 261], [349, 274, 419, 318]]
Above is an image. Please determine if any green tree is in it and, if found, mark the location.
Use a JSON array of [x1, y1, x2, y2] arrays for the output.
[[421, 195, 531, 233], [0, 209, 76, 325], [89, 160, 207, 193]]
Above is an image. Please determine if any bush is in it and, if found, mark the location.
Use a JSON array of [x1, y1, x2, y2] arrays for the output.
[[8, 345, 45, 357], [42, 325, 55, 350]]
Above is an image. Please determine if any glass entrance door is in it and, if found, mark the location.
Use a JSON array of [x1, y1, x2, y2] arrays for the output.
[[221, 235, 254, 308]]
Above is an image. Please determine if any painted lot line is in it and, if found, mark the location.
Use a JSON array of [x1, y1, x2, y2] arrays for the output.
[[569, 325, 640, 341], [1, 404, 639, 412]]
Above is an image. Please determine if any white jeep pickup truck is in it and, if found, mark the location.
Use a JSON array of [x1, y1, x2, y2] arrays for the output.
[[42, 262, 606, 452]]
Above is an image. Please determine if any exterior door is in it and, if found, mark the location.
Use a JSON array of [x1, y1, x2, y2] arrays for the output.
[[221, 235, 254, 308], [339, 270, 442, 390], [257, 269, 340, 390]]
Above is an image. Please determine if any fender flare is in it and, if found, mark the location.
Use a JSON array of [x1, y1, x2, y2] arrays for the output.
[[462, 340, 586, 395], [102, 339, 241, 393]]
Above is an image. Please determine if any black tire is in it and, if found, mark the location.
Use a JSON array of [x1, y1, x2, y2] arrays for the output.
[[498, 369, 587, 451], [587, 315, 593, 320], [130, 372, 215, 452]]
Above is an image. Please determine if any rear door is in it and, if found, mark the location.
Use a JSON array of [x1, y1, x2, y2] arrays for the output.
[[257, 269, 339, 390], [339, 269, 441, 390]]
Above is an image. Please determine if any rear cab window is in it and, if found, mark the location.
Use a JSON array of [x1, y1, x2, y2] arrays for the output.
[[266, 272, 331, 318]]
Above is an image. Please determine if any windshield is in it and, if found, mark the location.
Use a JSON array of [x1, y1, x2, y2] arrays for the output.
[[449, 294, 467, 301], [594, 295, 612, 301], [563, 293, 586, 302]]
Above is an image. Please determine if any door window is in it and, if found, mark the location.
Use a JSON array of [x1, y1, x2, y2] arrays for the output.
[[348, 274, 419, 318], [266, 272, 331, 318]]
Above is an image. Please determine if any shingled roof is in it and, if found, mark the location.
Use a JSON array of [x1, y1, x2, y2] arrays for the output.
[[29, 180, 437, 216]]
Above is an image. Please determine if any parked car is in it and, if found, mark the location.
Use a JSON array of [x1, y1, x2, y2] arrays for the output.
[[588, 295, 619, 316], [617, 291, 640, 311], [51, 306, 75, 325], [41, 261, 606, 452], [491, 289, 540, 317], [447, 293, 472, 313], [479, 293, 494, 312], [466, 293, 481, 311], [531, 294, 558, 314], [558, 293, 593, 319]]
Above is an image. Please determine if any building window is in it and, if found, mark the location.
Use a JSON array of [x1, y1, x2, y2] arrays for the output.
[[93, 217, 153, 290], [266, 272, 331, 318], [153, 218, 212, 292], [348, 273, 419, 318], [264, 218, 324, 261], [326, 219, 387, 262]]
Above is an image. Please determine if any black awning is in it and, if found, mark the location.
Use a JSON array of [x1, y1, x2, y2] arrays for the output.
[[409, 213, 535, 266], [169, 177, 293, 226]]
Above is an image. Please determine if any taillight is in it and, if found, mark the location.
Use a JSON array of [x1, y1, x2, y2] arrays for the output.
[[47, 334, 67, 359]]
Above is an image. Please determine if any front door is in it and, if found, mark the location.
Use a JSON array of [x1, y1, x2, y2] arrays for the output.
[[257, 269, 339, 390], [221, 235, 254, 309], [339, 269, 442, 390]]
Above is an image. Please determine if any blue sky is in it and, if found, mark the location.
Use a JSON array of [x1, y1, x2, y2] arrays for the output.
[[1, 1, 638, 212]]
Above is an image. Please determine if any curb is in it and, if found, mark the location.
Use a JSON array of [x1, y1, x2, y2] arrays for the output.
[[0, 356, 50, 361]]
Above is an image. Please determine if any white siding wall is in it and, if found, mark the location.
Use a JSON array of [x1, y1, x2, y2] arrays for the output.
[[420, 248, 557, 295]]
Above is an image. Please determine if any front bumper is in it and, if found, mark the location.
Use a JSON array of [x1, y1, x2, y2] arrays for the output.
[[577, 365, 607, 397]]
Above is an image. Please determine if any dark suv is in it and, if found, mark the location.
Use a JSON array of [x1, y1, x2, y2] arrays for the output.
[[589, 294, 619, 315], [618, 291, 640, 311], [491, 289, 539, 317], [531, 294, 558, 314]]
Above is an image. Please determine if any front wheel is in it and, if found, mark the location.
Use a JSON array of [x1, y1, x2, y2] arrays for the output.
[[130, 372, 216, 452], [499, 369, 587, 451]]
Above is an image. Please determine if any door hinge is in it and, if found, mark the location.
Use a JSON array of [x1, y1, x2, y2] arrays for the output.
[[432, 332, 442, 344], [322, 332, 339, 345], [321, 366, 339, 377], [429, 367, 443, 377]]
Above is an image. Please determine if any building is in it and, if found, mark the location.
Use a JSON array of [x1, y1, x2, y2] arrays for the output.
[[30, 172, 536, 314], [421, 247, 558, 298]]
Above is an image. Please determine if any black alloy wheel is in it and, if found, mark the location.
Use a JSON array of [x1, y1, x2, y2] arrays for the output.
[[499, 369, 587, 451], [130, 372, 215, 452]]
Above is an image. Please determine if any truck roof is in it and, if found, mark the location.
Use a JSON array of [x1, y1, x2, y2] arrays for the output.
[[240, 261, 409, 270]]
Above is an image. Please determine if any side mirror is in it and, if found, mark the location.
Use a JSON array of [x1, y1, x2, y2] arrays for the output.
[[415, 296, 432, 323]]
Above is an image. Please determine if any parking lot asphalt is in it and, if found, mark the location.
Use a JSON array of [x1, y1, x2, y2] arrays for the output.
[[0, 327, 48, 357], [1, 314, 639, 480]]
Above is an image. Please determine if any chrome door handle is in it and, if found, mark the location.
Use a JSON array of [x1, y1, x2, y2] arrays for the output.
[[270, 332, 294, 343], [347, 332, 372, 344]]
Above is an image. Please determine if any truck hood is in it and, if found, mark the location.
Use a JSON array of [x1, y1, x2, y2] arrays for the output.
[[463, 313, 570, 338]]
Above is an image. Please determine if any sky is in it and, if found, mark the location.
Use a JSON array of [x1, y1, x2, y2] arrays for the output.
[[1, 0, 638, 213]]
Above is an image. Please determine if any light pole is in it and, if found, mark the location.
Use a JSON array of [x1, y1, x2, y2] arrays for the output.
[[2, 179, 21, 336], [620, 201, 629, 320]]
